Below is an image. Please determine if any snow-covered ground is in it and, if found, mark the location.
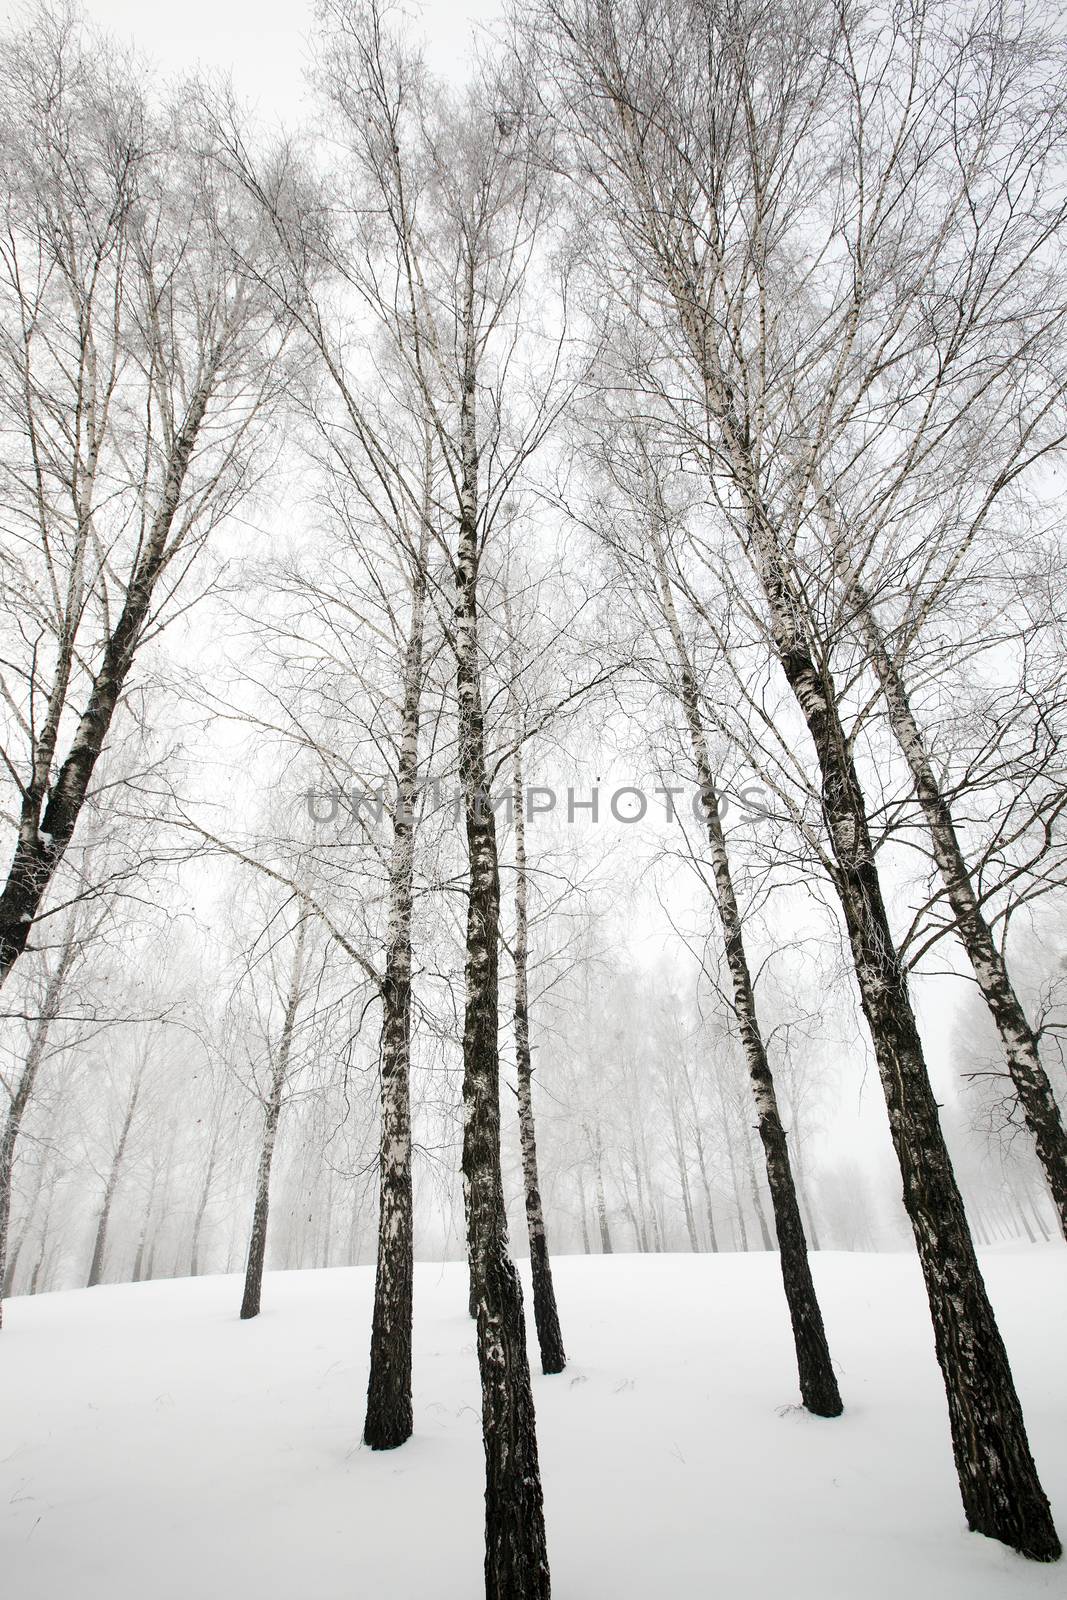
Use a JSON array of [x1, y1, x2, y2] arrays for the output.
[[2, 1248, 1064, 1598]]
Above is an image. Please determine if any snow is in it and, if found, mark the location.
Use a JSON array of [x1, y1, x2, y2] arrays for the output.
[[2, 1248, 1065, 1599]]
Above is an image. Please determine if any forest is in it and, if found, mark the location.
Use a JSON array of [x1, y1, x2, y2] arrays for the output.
[[1, 1, 1066, 1596]]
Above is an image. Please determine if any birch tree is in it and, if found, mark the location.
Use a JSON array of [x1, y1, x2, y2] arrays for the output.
[[523, 0, 1062, 1559], [0, 3, 291, 990], [314, 4, 568, 1587]]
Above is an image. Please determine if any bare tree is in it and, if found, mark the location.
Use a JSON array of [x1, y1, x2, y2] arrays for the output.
[[239, 907, 311, 1321], [0, 4, 290, 989], [523, 0, 1061, 1559]]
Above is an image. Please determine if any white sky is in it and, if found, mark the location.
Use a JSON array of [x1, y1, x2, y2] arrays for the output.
[[48, 0, 505, 119]]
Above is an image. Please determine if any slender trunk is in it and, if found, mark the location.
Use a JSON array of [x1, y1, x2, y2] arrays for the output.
[[575, 1168, 592, 1255], [189, 1137, 219, 1278], [744, 1127, 774, 1251], [132, 1164, 160, 1283], [1013, 1194, 1036, 1245], [510, 715, 566, 1374], [680, 1056, 719, 1250], [320, 1171, 335, 1268], [668, 1084, 700, 1251], [240, 913, 308, 1321], [347, 1182, 365, 1266], [749, 495, 1059, 1557], [2, 1139, 49, 1297], [454, 277, 549, 1599], [638, 1119, 663, 1250], [630, 1154, 650, 1251], [364, 469, 431, 1451], [587, 1123, 613, 1254], [848, 567, 1067, 1240], [0, 930, 78, 1325], [720, 1088, 749, 1251], [88, 1070, 142, 1288], [1027, 1189, 1051, 1243], [28, 1157, 61, 1296], [792, 1131, 821, 1252], [0, 372, 219, 989], [650, 515, 840, 1413]]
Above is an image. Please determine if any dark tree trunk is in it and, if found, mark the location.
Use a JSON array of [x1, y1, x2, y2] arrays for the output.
[[754, 516, 1060, 1558], [454, 285, 550, 1599], [650, 516, 840, 1415], [363, 963, 415, 1444], [240, 1102, 280, 1320], [848, 570, 1067, 1240], [508, 659, 565, 1376], [363, 492, 430, 1451], [240, 913, 307, 1322], [0, 376, 217, 991]]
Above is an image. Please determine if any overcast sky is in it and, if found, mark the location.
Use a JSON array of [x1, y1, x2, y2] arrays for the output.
[[55, 0, 505, 121]]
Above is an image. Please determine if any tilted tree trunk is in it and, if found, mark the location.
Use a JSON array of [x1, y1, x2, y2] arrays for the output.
[[0, 368, 219, 991], [88, 1069, 143, 1288], [586, 1121, 613, 1254], [745, 491, 1060, 1558], [454, 277, 550, 1599], [189, 1133, 220, 1278], [849, 575, 1067, 1240], [506, 616, 566, 1376], [649, 516, 841, 1415], [363, 493, 431, 1450], [645, 218, 1061, 1546], [0, 928, 78, 1326], [240, 912, 309, 1322]]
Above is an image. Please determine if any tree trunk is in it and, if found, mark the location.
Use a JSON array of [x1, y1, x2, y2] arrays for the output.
[[575, 1169, 592, 1255], [0, 373, 218, 990], [751, 506, 1060, 1557], [792, 1131, 821, 1252], [744, 1128, 774, 1252], [363, 475, 431, 1451], [240, 913, 308, 1321], [680, 1056, 719, 1251], [720, 1089, 749, 1252], [650, 514, 840, 1414], [0, 928, 78, 1325], [590, 1126, 613, 1254], [88, 1069, 142, 1288], [454, 279, 550, 1599], [847, 567, 1067, 1240], [132, 1166, 158, 1284], [668, 1083, 700, 1251], [189, 1137, 219, 1278], [506, 588, 566, 1375]]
